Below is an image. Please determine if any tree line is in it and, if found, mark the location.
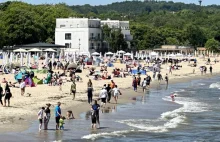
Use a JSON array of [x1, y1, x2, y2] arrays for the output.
[[0, 1, 220, 52]]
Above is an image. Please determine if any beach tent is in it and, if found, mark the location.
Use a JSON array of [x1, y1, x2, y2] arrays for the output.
[[13, 48, 28, 53]]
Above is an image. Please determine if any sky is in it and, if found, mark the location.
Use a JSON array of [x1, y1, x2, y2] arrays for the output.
[[0, 0, 219, 6]]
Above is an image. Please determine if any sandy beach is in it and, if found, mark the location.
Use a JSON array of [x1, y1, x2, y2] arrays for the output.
[[0, 56, 219, 133]]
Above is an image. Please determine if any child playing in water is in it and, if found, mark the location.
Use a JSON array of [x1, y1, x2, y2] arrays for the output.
[[59, 116, 65, 130]]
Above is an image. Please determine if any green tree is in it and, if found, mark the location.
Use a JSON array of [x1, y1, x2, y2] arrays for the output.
[[205, 38, 219, 52], [166, 37, 179, 45]]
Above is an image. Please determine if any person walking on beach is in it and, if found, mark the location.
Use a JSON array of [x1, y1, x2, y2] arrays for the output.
[[106, 84, 112, 103], [20, 80, 26, 96], [99, 85, 107, 107], [37, 107, 45, 131], [132, 77, 138, 92], [44, 103, 51, 130], [4, 82, 12, 107], [142, 78, 147, 93], [210, 66, 213, 75], [58, 77, 63, 91], [70, 81, 76, 100], [169, 66, 172, 74], [110, 80, 115, 89], [91, 100, 100, 129], [55, 102, 61, 130], [0, 84, 3, 106], [112, 85, 122, 104], [87, 79, 93, 104]]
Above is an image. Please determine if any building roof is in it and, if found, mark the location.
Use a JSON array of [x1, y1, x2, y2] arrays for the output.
[[14, 42, 65, 48]]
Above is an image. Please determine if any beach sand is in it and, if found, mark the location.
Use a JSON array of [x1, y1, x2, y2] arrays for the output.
[[0, 56, 218, 133]]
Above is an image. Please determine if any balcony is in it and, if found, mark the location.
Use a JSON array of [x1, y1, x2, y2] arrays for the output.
[[89, 36, 101, 41]]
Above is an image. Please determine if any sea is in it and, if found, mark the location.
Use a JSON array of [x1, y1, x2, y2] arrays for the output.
[[1, 76, 220, 142]]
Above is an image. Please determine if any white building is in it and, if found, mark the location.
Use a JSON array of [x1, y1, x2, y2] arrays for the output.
[[55, 18, 133, 54]]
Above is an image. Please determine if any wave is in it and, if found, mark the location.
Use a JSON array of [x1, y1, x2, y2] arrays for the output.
[[209, 82, 220, 89], [82, 130, 134, 140]]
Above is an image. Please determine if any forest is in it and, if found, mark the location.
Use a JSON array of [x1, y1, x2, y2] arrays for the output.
[[0, 1, 220, 52]]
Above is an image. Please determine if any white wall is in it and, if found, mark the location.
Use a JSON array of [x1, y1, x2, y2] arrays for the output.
[[55, 28, 89, 52]]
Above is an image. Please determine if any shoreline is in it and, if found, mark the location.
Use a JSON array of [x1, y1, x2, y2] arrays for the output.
[[0, 70, 218, 134]]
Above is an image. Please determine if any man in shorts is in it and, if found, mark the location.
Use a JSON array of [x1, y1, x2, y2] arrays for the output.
[[55, 102, 61, 130]]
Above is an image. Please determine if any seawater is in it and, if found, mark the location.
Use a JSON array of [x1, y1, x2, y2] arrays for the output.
[[1, 76, 220, 142]]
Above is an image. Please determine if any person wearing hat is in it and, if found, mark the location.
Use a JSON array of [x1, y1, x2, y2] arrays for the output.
[[44, 103, 51, 130]]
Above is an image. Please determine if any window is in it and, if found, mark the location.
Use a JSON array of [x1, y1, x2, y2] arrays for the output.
[[90, 43, 94, 49], [65, 43, 70, 48], [98, 33, 100, 39], [65, 33, 71, 40], [98, 43, 100, 48], [60, 25, 65, 28]]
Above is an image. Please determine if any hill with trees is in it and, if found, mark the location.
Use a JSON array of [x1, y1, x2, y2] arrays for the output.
[[0, 1, 220, 52]]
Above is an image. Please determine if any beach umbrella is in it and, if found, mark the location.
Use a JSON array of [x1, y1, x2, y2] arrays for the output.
[[44, 48, 56, 52], [124, 53, 131, 56], [67, 63, 78, 70], [118, 50, 125, 54], [106, 52, 114, 55], [91, 52, 100, 56], [13, 48, 28, 53], [29, 48, 42, 52]]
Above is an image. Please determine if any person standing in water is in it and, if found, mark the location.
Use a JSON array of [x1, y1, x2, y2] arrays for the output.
[[91, 100, 100, 129], [106, 84, 112, 103], [55, 102, 62, 130], [44, 103, 51, 130], [37, 107, 45, 131], [70, 81, 76, 100], [112, 85, 122, 104], [87, 79, 93, 104], [142, 78, 147, 93], [210, 66, 213, 75], [165, 74, 169, 85], [157, 72, 163, 84]]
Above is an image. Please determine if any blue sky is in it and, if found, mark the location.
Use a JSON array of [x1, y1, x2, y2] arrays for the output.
[[1, 0, 219, 6]]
